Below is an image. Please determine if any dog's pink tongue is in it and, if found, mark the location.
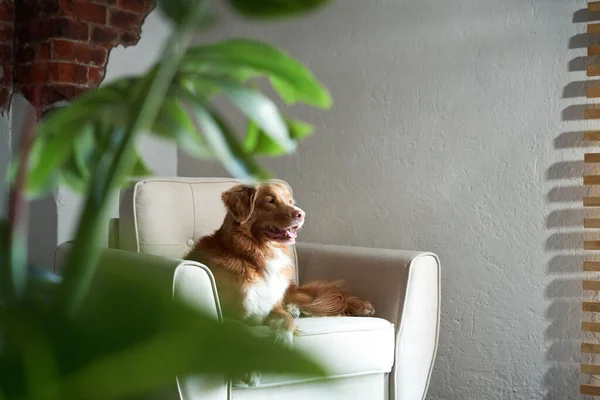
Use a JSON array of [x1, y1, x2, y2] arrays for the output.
[[268, 227, 297, 239]]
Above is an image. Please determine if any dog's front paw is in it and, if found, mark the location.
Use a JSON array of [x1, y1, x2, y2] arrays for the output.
[[268, 317, 294, 347], [285, 303, 301, 319], [273, 327, 294, 347], [245, 371, 262, 387], [232, 371, 262, 388]]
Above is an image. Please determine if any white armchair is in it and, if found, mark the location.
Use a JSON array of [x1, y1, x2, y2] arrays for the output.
[[54, 177, 440, 400]]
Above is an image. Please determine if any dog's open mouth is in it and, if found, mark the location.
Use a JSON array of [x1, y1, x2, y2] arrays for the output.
[[265, 225, 299, 241]]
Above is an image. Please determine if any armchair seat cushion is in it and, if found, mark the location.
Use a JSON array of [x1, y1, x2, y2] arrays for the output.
[[244, 316, 394, 389]]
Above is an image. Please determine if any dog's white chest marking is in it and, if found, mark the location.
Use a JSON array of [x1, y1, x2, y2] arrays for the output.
[[243, 248, 291, 322]]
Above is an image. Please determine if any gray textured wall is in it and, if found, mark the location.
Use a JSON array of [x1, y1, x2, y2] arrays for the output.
[[179, 0, 587, 398]]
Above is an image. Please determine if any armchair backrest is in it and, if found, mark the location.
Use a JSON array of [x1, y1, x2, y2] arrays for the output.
[[114, 177, 298, 278]]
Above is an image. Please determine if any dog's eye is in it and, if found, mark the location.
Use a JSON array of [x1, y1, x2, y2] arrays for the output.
[[268, 198, 276, 204]]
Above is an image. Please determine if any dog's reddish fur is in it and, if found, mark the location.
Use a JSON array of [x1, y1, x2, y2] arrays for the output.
[[186, 181, 374, 337], [285, 281, 375, 317]]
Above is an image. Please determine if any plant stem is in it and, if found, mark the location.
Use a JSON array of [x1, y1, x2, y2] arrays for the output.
[[56, 12, 203, 317]]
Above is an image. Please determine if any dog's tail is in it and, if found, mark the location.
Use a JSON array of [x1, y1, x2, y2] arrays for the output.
[[285, 280, 348, 317], [285, 280, 375, 317]]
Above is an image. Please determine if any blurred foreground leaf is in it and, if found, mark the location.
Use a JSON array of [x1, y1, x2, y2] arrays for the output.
[[0, 250, 325, 400]]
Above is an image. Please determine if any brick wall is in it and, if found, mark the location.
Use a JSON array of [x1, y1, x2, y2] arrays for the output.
[[0, 0, 14, 110], [0, 0, 155, 113]]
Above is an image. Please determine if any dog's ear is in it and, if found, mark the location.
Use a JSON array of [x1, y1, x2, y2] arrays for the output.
[[222, 185, 257, 224]]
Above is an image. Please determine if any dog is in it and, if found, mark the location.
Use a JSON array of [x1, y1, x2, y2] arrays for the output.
[[185, 181, 374, 385], [185, 181, 302, 346]]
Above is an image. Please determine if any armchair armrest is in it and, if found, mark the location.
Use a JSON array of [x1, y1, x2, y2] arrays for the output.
[[295, 242, 440, 400], [53, 243, 228, 400]]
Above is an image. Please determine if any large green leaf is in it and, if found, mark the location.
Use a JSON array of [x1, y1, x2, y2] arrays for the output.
[[176, 65, 258, 99], [244, 117, 315, 156], [182, 91, 269, 180], [40, 84, 130, 135], [228, 0, 332, 18], [72, 124, 96, 182], [23, 130, 75, 199], [130, 153, 153, 177], [215, 79, 295, 152], [59, 159, 88, 195], [7, 153, 60, 200], [286, 117, 315, 140], [17, 85, 131, 199], [185, 39, 332, 108], [152, 98, 212, 159]]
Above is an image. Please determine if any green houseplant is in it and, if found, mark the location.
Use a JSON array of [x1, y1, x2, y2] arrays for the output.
[[1, 0, 333, 398]]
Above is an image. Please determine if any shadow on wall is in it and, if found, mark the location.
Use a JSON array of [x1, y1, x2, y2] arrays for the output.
[[563, 104, 590, 121], [545, 8, 600, 397], [555, 132, 593, 148], [10, 95, 57, 269], [545, 179, 587, 399]]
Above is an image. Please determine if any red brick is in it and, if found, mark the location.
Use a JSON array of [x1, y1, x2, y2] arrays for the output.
[[18, 63, 50, 85], [20, 20, 53, 42], [17, 46, 35, 65], [2, 66, 11, 86], [66, 1, 107, 25], [82, 46, 107, 66], [52, 39, 74, 59], [88, 66, 104, 86], [44, 85, 70, 105], [0, 88, 8, 109], [15, 1, 36, 24], [71, 45, 107, 66], [91, 25, 118, 45], [50, 84, 88, 101], [120, 31, 139, 47], [38, 0, 60, 16], [40, 86, 65, 105], [0, 43, 12, 63], [73, 64, 88, 84], [117, 0, 145, 14], [49, 62, 90, 84], [49, 62, 74, 82], [52, 18, 89, 41], [17, 25, 29, 43], [0, 22, 12, 42], [144, 0, 156, 12], [18, 85, 51, 108], [0, 1, 13, 22], [37, 42, 51, 61], [109, 9, 141, 31], [53, 40, 108, 66]]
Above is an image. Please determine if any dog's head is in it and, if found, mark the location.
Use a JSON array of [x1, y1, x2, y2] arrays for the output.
[[222, 181, 305, 244]]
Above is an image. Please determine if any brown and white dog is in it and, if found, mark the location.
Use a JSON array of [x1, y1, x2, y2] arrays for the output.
[[185, 181, 303, 347], [185, 180, 374, 349]]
